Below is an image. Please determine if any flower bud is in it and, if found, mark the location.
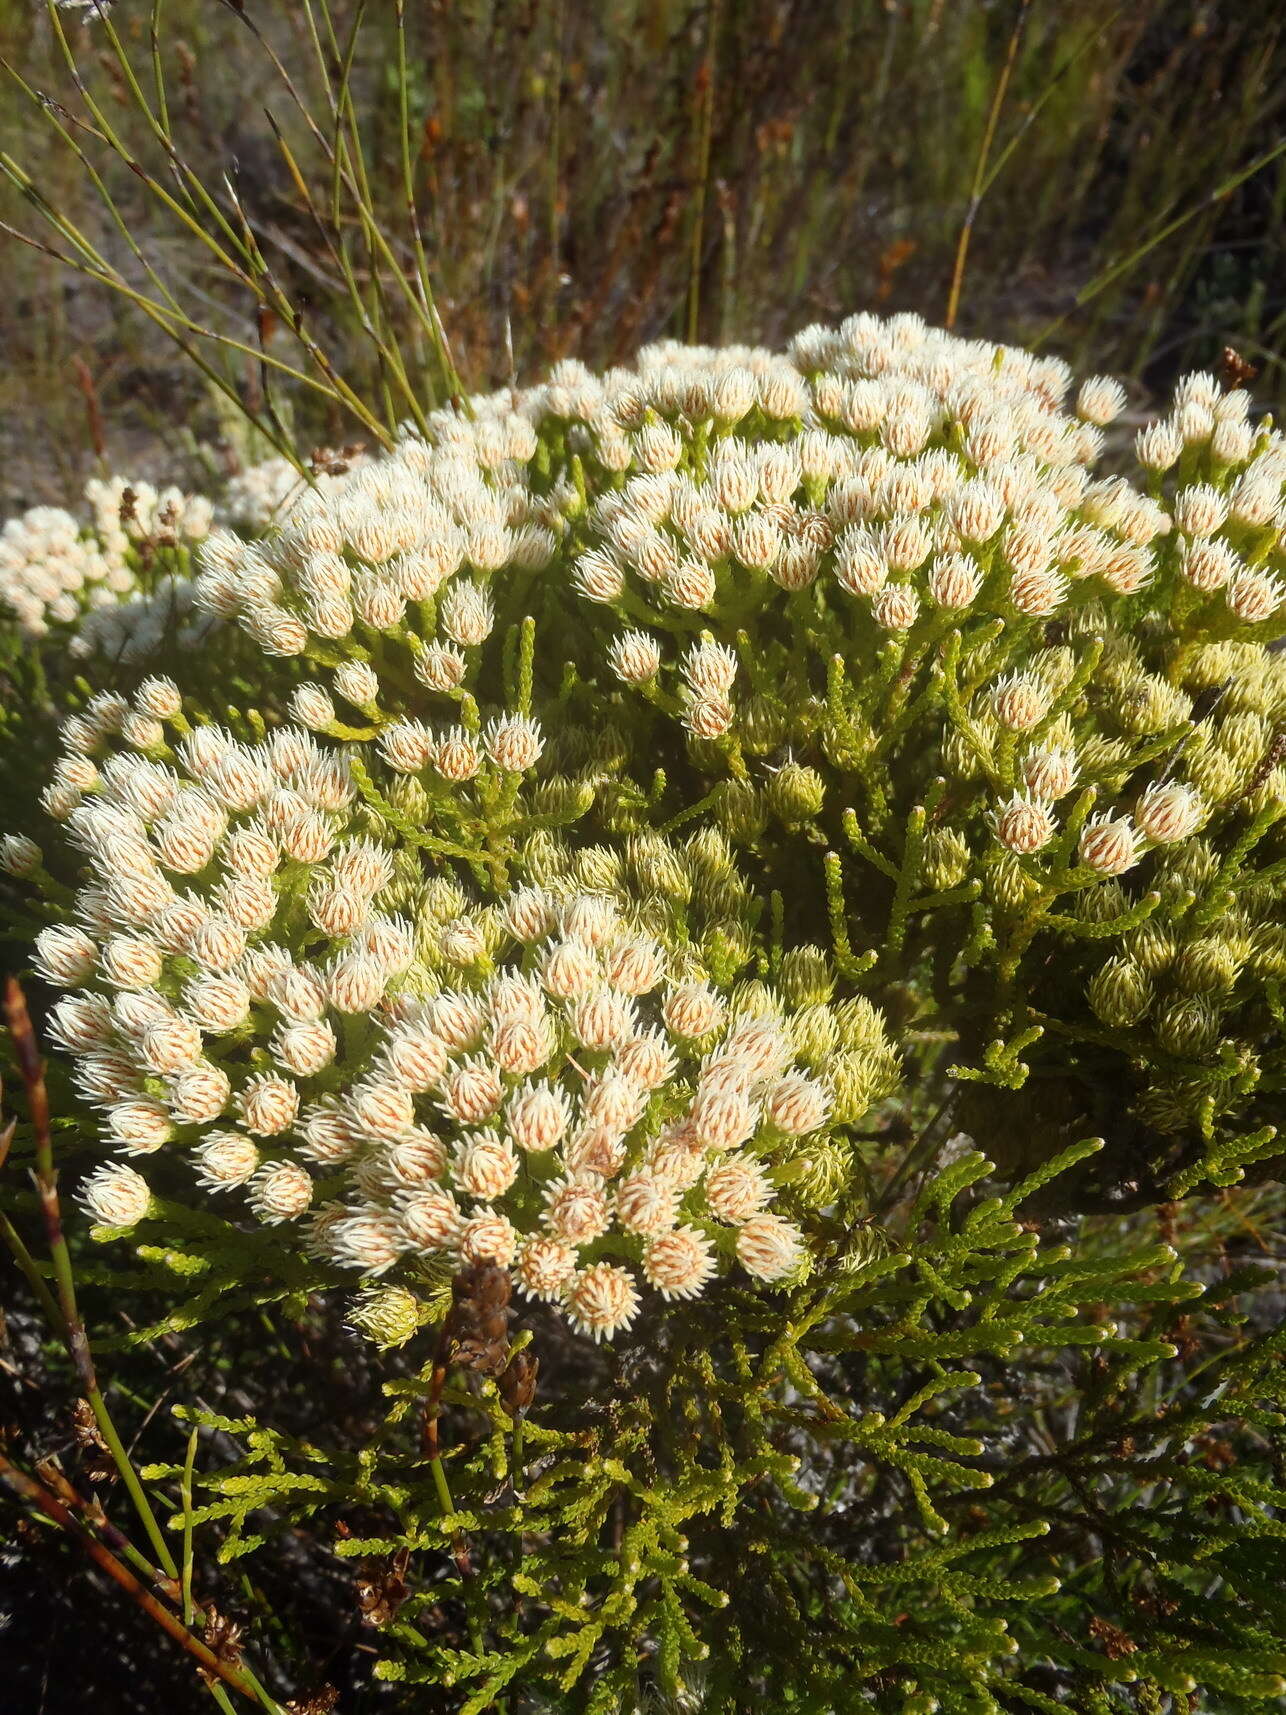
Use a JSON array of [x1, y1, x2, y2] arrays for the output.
[[713, 779, 767, 844], [833, 526, 888, 597], [1249, 923, 1286, 978], [740, 694, 788, 755], [1227, 569, 1284, 625], [1076, 375, 1126, 426], [1022, 746, 1077, 802], [920, 828, 971, 892], [385, 776, 432, 823], [765, 762, 825, 825], [871, 583, 920, 631], [249, 1160, 314, 1222], [828, 1046, 899, 1124], [81, 1162, 152, 1228], [994, 795, 1055, 854], [1178, 537, 1239, 592], [1174, 483, 1229, 539], [608, 630, 662, 684], [790, 1138, 852, 1210], [348, 1285, 425, 1350], [927, 552, 983, 609], [1154, 996, 1219, 1057], [1172, 938, 1239, 995], [0, 834, 41, 876], [736, 1212, 804, 1282], [778, 945, 835, 1008], [993, 674, 1049, 732], [1079, 813, 1139, 876], [1088, 957, 1152, 1028], [1130, 924, 1177, 975], [1135, 421, 1182, 471], [987, 853, 1041, 909], [1136, 782, 1203, 845]]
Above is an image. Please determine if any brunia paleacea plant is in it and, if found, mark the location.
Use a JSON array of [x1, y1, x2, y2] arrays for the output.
[[2, 313, 1285, 1713]]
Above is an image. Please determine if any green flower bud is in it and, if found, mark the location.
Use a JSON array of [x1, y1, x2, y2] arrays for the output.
[[789, 1003, 841, 1065], [627, 835, 692, 901], [987, 853, 1040, 910], [420, 875, 470, 922], [829, 1046, 900, 1124], [697, 874, 753, 918], [1154, 996, 1220, 1057], [942, 725, 987, 783], [713, 778, 767, 844], [1075, 881, 1131, 924], [574, 844, 626, 891], [1129, 924, 1177, 975], [832, 996, 890, 1053], [1246, 767, 1286, 818], [1217, 711, 1271, 770], [1250, 922, 1286, 977], [1185, 747, 1241, 803], [1181, 640, 1239, 692], [822, 713, 875, 770], [1032, 645, 1079, 697], [1224, 656, 1279, 717], [521, 827, 572, 885], [1172, 937, 1239, 995], [686, 825, 738, 878], [348, 1285, 424, 1350], [836, 1221, 890, 1272], [920, 828, 972, 892], [790, 1138, 853, 1210], [1065, 599, 1110, 639], [1088, 956, 1153, 1028], [703, 921, 753, 984], [589, 721, 633, 767], [528, 775, 597, 825], [390, 846, 424, 900], [729, 979, 780, 1019], [1115, 673, 1191, 736], [765, 762, 825, 826], [1135, 1081, 1201, 1137], [545, 722, 593, 771], [779, 945, 836, 1008], [384, 776, 431, 822], [1078, 734, 1132, 787], [740, 694, 788, 755], [1156, 838, 1219, 890], [598, 777, 650, 834]]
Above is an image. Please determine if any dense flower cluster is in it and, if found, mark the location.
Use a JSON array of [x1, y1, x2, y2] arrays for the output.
[[191, 393, 551, 660], [186, 318, 1284, 872], [39, 672, 898, 1337], [17, 310, 1286, 1339], [0, 473, 211, 642], [0, 502, 132, 636]]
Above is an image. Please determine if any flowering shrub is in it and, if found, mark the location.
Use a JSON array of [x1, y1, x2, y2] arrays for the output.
[[3, 314, 1285, 1711]]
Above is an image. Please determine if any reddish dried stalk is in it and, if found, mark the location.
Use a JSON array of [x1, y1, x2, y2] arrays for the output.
[[2, 976, 179, 1578], [0, 1451, 260, 1702]]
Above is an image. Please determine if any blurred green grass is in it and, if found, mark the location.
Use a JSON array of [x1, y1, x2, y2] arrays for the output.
[[0, 0, 1284, 503]]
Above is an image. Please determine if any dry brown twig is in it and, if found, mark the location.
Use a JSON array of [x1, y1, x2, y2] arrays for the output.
[[0, 1450, 265, 1703]]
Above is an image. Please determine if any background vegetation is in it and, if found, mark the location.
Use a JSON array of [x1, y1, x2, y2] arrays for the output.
[[1, 0, 1285, 509]]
